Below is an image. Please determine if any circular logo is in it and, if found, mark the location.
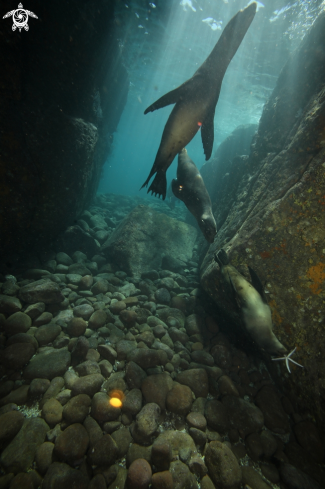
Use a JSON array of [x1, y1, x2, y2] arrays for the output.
[[12, 8, 28, 31]]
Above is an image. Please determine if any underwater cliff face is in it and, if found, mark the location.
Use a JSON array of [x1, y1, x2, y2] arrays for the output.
[[0, 0, 128, 260], [201, 8, 325, 427]]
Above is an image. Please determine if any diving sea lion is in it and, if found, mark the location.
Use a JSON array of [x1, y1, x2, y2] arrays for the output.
[[215, 249, 287, 355], [172, 148, 216, 243], [141, 2, 257, 199]]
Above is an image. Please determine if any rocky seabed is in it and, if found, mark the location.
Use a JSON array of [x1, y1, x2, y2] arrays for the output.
[[0, 195, 324, 489]]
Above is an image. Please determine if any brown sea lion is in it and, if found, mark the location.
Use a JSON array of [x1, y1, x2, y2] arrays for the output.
[[215, 249, 287, 355], [141, 2, 257, 199], [172, 148, 216, 243]]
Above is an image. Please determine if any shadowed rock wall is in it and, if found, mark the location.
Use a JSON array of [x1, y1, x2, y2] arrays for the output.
[[0, 0, 128, 261], [201, 11, 325, 427]]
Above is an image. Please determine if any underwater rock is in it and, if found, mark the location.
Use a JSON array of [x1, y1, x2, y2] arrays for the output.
[[0, 417, 49, 474], [0, 295, 22, 314], [126, 459, 152, 489], [19, 279, 64, 304], [205, 441, 242, 488], [200, 9, 325, 429], [54, 423, 89, 465], [101, 205, 197, 276], [23, 348, 71, 380]]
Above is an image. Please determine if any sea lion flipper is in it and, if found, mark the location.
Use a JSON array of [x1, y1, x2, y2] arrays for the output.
[[214, 249, 229, 267], [201, 106, 217, 160], [248, 266, 268, 303], [144, 82, 190, 114], [147, 171, 167, 200]]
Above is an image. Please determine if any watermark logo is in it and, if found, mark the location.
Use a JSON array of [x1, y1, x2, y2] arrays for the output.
[[3, 3, 38, 32]]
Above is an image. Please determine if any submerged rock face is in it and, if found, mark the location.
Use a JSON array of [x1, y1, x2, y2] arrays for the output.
[[101, 205, 197, 276], [200, 11, 325, 427], [0, 0, 128, 260]]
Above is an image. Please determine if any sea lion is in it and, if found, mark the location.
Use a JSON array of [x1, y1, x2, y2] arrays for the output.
[[215, 249, 287, 355], [172, 148, 216, 243], [141, 2, 257, 199]]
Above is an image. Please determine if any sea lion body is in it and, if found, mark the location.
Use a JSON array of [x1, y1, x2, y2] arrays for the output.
[[172, 149, 216, 243], [141, 2, 257, 199], [215, 249, 286, 355]]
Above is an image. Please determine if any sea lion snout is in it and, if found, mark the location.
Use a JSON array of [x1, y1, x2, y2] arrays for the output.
[[199, 214, 217, 243]]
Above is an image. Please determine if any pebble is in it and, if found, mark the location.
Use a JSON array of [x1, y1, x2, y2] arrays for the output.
[[151, 471, 173, 489], [1, 342, 35, 370], [222, 395, 264, 437], [255, 385, 290, 434], [42, 461, 88, 489], [205, 400, 230, 434], [88, 309, 107, 329], [166, 384, 193, 415], [170, 460, 197, 489], [4, 312, 32, 335], [241, 466, 271, 489], [205, 441, 242, 489], [176, 368, 208, 398], [25, 302, 46, 319], [0, 417, 49, 473], [89, 474, 107, 489], [54, 423, 89, 465], [35, 442, 54, 475], [0, 410, 25, 447], [131, 403, 161, 446], [6, 332, 38, 350], [0, 385, 30, 407], [67, 317, 87, 337], [91, 392, 121, 423], [87, 433, 118, 467], [151, 439, 172, 471], [42, 398, 63, 426], [98, 344, 117, 363], [0, 294, 22, 314], [141, 373, 173, 411], [35, 323, 61, 346], [125, 361, 147, 389], [73, 304, 94, 320], [62, 394, 91, 423], [218, 375, 240, 397], [19, 279, 64, 304], [127, 459, 152, 489], [23, 349, 71, 380], [127, 348, 168, 369], [33, 311, 53, 326], [71, 373, 104, 397], [186, 412, 207, 431], [112, 426, 133, 457], [122, 388, 143, 416], [110, 301, 126, 314], [156, 431, 196, 459]]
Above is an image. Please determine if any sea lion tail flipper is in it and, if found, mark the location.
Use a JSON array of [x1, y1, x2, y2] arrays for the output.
[[248, 266, 268, 303], [201, 105, 217, 160], [214, 248, 229, 267], [147, 171, 167, 200]]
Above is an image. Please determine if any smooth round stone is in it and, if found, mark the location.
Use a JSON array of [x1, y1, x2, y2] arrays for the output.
[[66, 274, 83, 286], [1, 343, 35, 370], [122, 389, 142, 416], [4, 312, 32, 335], [79, 275, 94, 290], [87, 434, 118, 467], [56, 264, 69, 273], [155, 288, 171, 305], [175, 369, 208, 398], [91, 392, 121, 423], [23, 349, 71, 380], [218, 375, 240, 397], [186, 412, 207, 431], [24, 302, 45, 319], [109, 301, 126, 314], [190, 350, 214, 366], [97, 345, 117, 364], [42, 399, 63, 426], [127, 349, 168, 369], [141, 373, 173, 412], [120, 310, 137, 328], [125, 361, 147, 390], [0, 410, 25, 446], [73, 304, 94, 320], [211, 344, 232, 370], [62, 394, 91, 424], [7, 472, 34, 489], [71, 374, 104, 397], [68, 263, 91, 276], [54, 423, 89, 465], [35, 441, 54, 475], [0, 295, 22, 314], [88, 310, 107, 329], [0, 385, 29, 407], [35, 323, 61, 346], [241, 466, 270, 489], [127, 459, 152, 489], [75, 360, 100, 377], [170, 460, 197, 489], [205, 400, 230, 434], [18, 279, 64, 304], [29, 378, 51, 398], [33, 312, 53, 326], [189, 427, 207, 446], [42, 461, 88, 488], [131, 403, 161, 446], [151, 471, 173, 489], [205, 441, 242, 489], [151, 439, 172, 471], [56, 252, 73, 266], [7, 333, 38, 351], [111, 426, 133, 457], [67, 317, 87, 337], [166, 384, 193, 416]]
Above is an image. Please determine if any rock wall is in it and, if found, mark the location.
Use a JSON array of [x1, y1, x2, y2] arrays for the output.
[[200, 11, 325, 427], [0, 0, 129, 262]]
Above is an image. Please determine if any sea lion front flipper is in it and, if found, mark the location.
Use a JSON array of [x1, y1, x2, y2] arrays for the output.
[[228, 271, 242, 309], [214, 248, 229, 267], [144, 80, 191, 114], [201, 104, 217, 160], [171, 178, 185, 203], [248, 266, 268, 303]]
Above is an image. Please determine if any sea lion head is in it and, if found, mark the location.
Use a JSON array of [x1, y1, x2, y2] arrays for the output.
[[199, 213, 217, 243]]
